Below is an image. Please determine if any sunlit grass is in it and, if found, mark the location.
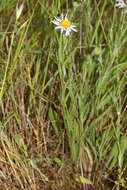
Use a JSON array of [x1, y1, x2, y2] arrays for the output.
[[0, 0, 127, 189]]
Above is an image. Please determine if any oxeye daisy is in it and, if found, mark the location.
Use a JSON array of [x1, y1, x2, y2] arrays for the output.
[[52, 14, 77, 36], [115, 0, 127, 8]]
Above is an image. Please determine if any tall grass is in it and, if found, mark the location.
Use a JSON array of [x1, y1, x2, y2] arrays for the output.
[[0, 0, 127, 189]]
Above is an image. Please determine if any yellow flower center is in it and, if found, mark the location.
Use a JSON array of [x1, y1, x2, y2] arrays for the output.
[[60, 20, 70, 28]]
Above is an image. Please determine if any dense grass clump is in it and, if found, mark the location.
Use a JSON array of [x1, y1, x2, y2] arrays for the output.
[[0, 0, 127, 189]]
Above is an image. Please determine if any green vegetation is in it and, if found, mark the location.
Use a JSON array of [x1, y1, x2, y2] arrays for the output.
[[0, 0, 127, 189]]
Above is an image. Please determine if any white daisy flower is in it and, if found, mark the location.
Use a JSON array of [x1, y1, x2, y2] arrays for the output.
[[115, 0, 127, 8], [52, 14, 77, 37]]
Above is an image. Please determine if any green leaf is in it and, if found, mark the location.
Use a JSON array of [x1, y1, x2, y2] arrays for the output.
[[107, 141, 118, 170], [98, 127, 111, 159], [71, 139, 80, 161], [107, 137, 127, 170], [48, 107, 60, 136], [54, 157, 62, 167]]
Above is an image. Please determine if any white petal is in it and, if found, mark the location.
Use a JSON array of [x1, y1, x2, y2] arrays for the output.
[[65, 14, 69, 21], [52, 20, 60, 25], [70, 26, 77, 32], [55, 26, 62, 30], [65, 28, 71, 36], [54, 17, 61, 22], [115, 0, 127, 8], [61, 13, 63, 20], [71, 24, 77, 28], [61, 28, 64, 34]]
